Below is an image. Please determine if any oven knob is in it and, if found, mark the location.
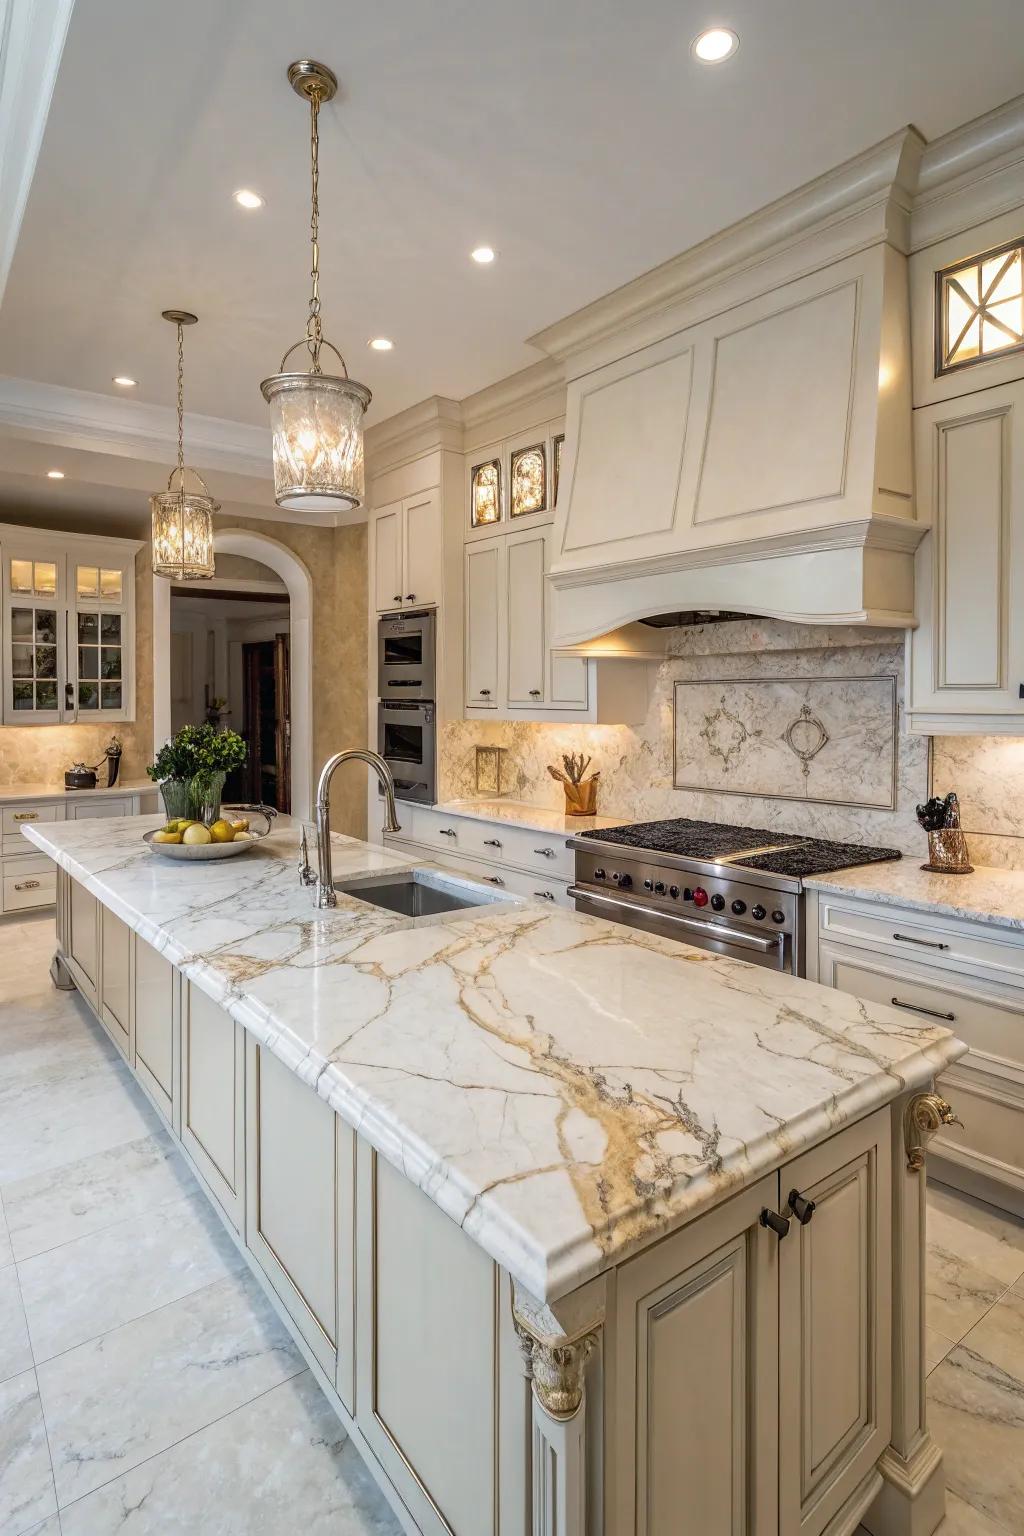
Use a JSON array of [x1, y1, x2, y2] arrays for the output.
[[751, 904, 767, 921], [772, 910, 786, 924], [669, 885, 680, 899], [710, 893, 725, 912], [612, 872, 632, 888], [643, 878, 654, 892], [593, 868, 606, 880], [654, 881, 666, 895], [692, 887, 709, 908], [731, 899, 746, 915]]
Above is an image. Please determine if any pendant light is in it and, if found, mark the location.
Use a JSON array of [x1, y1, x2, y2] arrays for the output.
[[151, 311, 218, 580], [260, 60, 371, 513]]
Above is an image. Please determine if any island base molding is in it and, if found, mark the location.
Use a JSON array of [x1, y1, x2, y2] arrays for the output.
[[863, 1438, 946, 1536]]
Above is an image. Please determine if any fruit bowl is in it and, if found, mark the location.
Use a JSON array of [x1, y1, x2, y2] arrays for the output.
[[143, 804, 276, 862]]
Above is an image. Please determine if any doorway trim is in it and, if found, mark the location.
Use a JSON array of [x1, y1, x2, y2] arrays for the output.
[[153, 530, 314, 819]]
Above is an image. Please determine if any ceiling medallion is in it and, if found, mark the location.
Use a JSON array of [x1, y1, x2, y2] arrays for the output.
[[260, 60, 372, 514], [150, 311, 218, 581]]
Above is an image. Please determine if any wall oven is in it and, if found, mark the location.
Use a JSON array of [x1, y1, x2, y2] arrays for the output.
[[378, 610, 436, 702], [378, 700, 436, 805]]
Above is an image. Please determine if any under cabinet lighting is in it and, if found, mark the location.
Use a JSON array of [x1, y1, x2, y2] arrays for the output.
[[234, 189, 264, 209], [692, 28, 739, 63]]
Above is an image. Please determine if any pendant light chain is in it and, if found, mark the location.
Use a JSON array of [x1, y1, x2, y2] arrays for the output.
[[176, 320, 186, 578], [306, 88, 323, 373]]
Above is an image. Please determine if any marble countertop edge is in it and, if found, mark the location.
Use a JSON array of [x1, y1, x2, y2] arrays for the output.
[[805, 861, 1024, 932]]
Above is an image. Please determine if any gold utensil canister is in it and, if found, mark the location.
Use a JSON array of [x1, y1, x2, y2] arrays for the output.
[[922, 827, 973, 874]]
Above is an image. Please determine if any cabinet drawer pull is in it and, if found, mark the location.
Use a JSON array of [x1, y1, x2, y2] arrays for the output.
[[760, 1208, 791, 1240], [787, 1189, 816, 1225], [478, 688, 491, 697], [483, 838, 502, 848], [485, 875, 505, 886], [529, 689, 541, 698], [406, 593, 416, 602], [14, 880, 41, 891], [438, 828, 457, 838], [13, 812, 39, 821], [534, 890, 556, 901], [534, 847, 556, 858], [893, 932, 950, 951], [891, 996, 956, 1023], [392, 594, 402, 603]]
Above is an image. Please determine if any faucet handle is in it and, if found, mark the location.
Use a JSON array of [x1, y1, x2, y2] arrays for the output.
[[298, 825, 317, 887]]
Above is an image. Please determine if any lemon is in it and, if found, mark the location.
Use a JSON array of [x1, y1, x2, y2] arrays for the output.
[[182, 823, 213, 846], [209, 820, 235, 843], [230, 818, 249, 833], [232, 831, 252, 841], [152, 829, 183, 844]]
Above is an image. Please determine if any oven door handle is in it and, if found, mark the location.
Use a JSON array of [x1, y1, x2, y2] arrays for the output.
[[568, 885, 785, 957]]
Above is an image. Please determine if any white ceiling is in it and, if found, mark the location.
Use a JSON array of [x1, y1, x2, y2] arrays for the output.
[[2, 0, 1024, 451]]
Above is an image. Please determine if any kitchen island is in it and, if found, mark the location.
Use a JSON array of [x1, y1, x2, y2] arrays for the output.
[[23, 814, 965, 1536]]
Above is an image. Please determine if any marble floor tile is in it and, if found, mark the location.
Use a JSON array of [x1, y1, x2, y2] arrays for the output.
[[925, 1243, 1006, 1343], [1, 1130, 192, 1263], [0, 1065, 160, 1184], [958, 1288, 1024, 1382], [927, 1337, 1024, 1533], [929, 1182, 1024, 1289], [39, 1272, 304, 1506], [0, 1369, 57, 1536], [17, 1519, 60, 1536], [926, 1325, 957, 1376], [59, 1370, 402, 1535], [20, 1191, 244, 1362], [0, 1195, 12, 1271], [0, 1268, 32, 1386]]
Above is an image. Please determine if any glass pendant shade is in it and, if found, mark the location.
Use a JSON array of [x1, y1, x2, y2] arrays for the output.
[[150, 475, 217, 580], [260, 370, 371, 512]]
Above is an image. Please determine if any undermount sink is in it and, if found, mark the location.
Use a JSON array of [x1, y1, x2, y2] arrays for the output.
[[334, 868, 508, 918]]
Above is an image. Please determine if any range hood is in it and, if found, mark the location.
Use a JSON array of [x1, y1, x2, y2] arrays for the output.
[[531, 129, 927, 645]]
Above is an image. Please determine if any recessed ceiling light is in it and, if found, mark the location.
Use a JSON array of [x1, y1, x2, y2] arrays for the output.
[[368, 337, 394, 351], [471, 246, 496, 264], [46, 469, 65, 479], [233, 189, 264, 210], [112, 375, 137, 387], [692, 27, 739, 62]]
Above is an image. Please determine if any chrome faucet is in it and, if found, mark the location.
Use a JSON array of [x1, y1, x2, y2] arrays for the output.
[[311, 749, 401, 908]]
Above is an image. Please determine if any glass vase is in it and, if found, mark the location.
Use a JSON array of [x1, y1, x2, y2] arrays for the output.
[[159, 779, 191, 822], [190, 772, 227, 826]]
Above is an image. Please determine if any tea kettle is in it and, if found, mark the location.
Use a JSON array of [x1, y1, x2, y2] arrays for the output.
[[65, 738, 123, 791]]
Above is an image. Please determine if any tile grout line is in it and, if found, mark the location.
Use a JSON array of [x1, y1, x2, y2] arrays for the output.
[[8, 1236, 62, 1532]]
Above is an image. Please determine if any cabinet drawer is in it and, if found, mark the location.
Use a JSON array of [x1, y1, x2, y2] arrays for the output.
[[494, 822, 573, 880], [4, 869, 56, 911], [818, 894, 1024, 984], [2, 802, 61, 834], [68, 799, 129, 820], [5, 850, 50, 879], [493, 864, 572, 909], [414, 810, 510, 862]]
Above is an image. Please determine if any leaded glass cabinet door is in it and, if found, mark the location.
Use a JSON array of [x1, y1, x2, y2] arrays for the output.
[[2, 543, 66, 724], [69, 554, 132, 722]]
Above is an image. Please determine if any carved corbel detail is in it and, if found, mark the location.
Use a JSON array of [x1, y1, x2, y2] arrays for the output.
[[904, 1091, 962, 1171], [512, 1307, 599, 1421]]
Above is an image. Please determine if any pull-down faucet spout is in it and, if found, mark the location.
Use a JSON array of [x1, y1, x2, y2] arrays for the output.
[[312, 749, 400, 908]]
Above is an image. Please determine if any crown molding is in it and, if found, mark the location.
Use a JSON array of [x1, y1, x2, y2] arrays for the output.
[[911, 93, 1024, 251], [459, 358, 566, 437], [527, 129, 924, 365], [0, 375, 271, 479], [364, 394, 463, 475], [0, 0, 75, 308]]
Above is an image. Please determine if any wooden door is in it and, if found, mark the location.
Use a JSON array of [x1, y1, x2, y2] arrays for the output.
[[465, 538, 501, 708], [99, 905, 132, 1060], [611, 1175, 779, 1536], [505, 527, 547, 707], [242, 638, 288, 811], [373, 502, 404, 612], [778, 1108, 892, 1536], [402, 488, 442, 607], [273, 632, 290, 814], [181, 983, 245, 1232]]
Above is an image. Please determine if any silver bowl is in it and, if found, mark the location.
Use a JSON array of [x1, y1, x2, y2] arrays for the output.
[[143, 804, 276, 862]]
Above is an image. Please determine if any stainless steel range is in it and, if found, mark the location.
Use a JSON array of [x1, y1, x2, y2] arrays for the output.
[[568, 818, 901, 974]]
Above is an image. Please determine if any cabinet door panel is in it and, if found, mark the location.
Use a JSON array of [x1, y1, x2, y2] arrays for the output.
[[613, 1175, 779, 1536], [506, 529, 547, 706], [403, 488, 442, 607], [465, 539, 501, 708], [68, 879, 98, 1002], [373, 504, 403, 613], [99, 905, 132, 1059], [181, 984, 244, 1231], [134, 939, 175, 1124], [779, 1107, 891, 1536]]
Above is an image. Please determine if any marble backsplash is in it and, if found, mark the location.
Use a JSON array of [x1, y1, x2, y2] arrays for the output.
[[440, 619, 931, 855], [932, 736, 1024, 870]]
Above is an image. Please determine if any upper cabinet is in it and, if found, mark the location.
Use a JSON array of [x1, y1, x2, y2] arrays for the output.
[[466, 421, 562, 536], [0, 525, 139, 726], [371, 489, 442, 613]]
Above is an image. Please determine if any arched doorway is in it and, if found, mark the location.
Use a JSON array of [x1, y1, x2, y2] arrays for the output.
[[153, 530, 314, 818]]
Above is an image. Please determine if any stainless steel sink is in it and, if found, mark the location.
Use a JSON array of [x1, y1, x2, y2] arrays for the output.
[[333, 869, 507, 918]]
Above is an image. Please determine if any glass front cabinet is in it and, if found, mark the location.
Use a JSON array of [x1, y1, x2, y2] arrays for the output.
[[1, 525, 139, 726]]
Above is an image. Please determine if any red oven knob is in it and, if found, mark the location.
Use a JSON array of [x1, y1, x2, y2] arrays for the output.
[[692, 887, 709, 908]]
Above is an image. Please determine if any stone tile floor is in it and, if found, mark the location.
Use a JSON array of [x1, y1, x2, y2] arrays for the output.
[[1, 912, 1022, 1534]]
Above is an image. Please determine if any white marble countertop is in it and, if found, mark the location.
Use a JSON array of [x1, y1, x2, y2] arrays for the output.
[[431, 797, 629, 838], [805, 860, 1024, 933], [25, 815, 964, 1302], [0, 779, 155, 804]]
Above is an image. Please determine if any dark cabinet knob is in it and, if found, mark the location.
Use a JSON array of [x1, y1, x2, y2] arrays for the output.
[[788, 1189, 816, 1225], [760, 1208, 791, 1239], [392, 595, 402, 603], [529, 689, 541, 697], [479, 688, 491, 696], [406, 593, 416, 601]]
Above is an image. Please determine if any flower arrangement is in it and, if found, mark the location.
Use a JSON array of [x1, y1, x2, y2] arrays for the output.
[[147, 723, 247, 822]]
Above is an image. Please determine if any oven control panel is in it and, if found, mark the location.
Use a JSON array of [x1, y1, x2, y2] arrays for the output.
[[575, 850, 797, 933]]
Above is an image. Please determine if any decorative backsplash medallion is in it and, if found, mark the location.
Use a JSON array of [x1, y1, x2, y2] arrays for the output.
[[674, 675, 897, 808]]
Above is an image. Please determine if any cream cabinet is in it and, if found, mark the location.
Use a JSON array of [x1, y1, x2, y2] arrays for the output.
[[98, 905, 132, 1061], [245, 1041, 355, 1397], [464, 535, 501, 707], [181, 982, 245, 1232], [65, 877, 99, 1008], [908, 379, 1024, 733], [372, 489, 442, 613], [0, 522, 140, 726], [134, 940, 177, 1127]]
